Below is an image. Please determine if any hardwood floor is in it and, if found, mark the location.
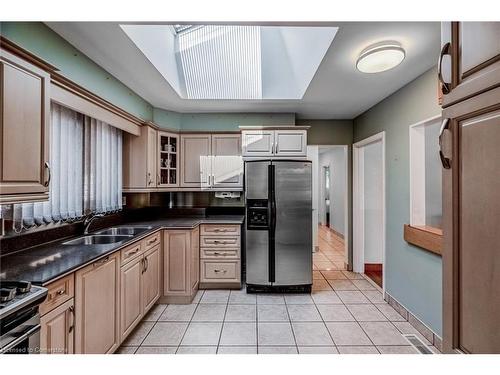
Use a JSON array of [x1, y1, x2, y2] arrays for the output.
[[314, 225, 346, 271]]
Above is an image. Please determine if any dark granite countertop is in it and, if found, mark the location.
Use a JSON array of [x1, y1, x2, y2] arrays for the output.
[[0, 215, 244, 286]]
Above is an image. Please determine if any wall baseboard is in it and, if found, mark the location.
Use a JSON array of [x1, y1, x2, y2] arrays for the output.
[[384, 291, 442, 353]]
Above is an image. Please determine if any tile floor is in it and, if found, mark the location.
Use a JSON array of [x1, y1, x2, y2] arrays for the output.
[[117, 226, 438, 354]]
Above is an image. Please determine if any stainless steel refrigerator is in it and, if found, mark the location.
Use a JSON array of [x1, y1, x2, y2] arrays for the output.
[[244, 160, 312, 293]]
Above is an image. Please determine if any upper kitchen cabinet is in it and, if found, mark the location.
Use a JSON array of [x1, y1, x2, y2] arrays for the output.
[[123, 123, 158, 190], [211, 134, 243, 189], [440, 22, 500, 106], [0, 49, 50, 204], [180, 133, 243, 190], [158, 131, 179, 187], [241, 128, 308, 158]]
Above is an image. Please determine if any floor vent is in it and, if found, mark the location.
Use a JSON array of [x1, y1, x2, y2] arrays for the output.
[[403, 334, 433, 354]]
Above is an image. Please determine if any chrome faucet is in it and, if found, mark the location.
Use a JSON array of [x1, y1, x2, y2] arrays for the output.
[[83, 213, 105, 234]]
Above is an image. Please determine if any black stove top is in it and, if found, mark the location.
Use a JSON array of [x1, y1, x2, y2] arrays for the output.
[[0, 280, 47, 320]]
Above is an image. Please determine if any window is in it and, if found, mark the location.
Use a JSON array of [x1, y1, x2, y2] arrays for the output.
[[409, 115, 443, 232], [9, 103, 122, 232]]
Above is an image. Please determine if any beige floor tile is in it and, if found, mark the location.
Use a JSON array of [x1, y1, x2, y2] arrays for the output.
[[311, 291, 342, 304], [229, 289, 257, 304], [359, 322, 410, 346], [257, 293, 285, 304], [122, 321, 154, 346], [258, 322, 295, 346], [191, 289, 204, 304], [181, 322, 223, 346], [312, 279, 333, 291], [176, 346, 218, 354], [116, 346, 137, 354], [159, 304, 197, 322], [377, 346, 419, 354], [391, 321, 432, 345], [321, 270, 347, 280], [142, 304, 168, 321], [326, 322, 372, 346], [220, 322, 257, 346], [375, 304, 406, 321], [217, 346, 257, 354], [284, 294, 314, 304], [200, 290, 230, 304], [136, 346, 177, 354], [292, 322, 334, 346], [313, 271, 325, 280], [258, 304, 289, 321], [346, 304, 388, 322], [258, 346, 298, 354], [192, 304, 227, 322], [316, 304, 355, 322], [361, 290, 385, 304], [314, 262, 338, 271], [352, 279, 377, 290], [298, 346, 338, 354], [337, 346, 379, 354], [328, 279, 358, 291], [143, 322, 188, 346], [336, 291, 371, 304], [342, 271, 365, 280], [287, 305, 322, 321], [225, 304, 256, 321]]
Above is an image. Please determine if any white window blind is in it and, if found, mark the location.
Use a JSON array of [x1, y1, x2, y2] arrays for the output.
[[12, 103, 122, 232]]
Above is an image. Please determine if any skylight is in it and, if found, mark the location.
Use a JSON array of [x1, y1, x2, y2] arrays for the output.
[[121, 24, 338, 100]]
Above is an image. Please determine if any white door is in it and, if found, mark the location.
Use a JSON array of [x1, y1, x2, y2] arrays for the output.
[[242, 130, 274, 157], [275, 130, 307, 157], [211, 134, 243, 189]]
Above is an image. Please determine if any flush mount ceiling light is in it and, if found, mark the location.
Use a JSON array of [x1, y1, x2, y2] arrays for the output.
[[356, 42, 405, 73]]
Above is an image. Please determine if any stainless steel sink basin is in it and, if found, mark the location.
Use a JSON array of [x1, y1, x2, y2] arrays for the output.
[[95, 226, 153, 236], [63, 234, 133, 246]]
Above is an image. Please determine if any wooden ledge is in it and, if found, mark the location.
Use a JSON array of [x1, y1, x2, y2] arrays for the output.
[[404, 224, 443, 256]]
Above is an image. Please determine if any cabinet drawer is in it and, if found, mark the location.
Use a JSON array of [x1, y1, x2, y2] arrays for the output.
[[201, 248, 240, 259], [201, 260, 240, 282], [143, 232, 161, 250], [40, 274, 74, 316], [200, 224, 240, 236], [121, 242, 143, 265], [200, 236, 240, 248]]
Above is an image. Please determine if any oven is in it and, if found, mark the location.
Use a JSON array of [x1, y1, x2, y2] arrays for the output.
[[0, 305, 41, 354]]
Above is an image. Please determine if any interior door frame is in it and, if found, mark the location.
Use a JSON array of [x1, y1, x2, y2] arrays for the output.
[[307, 145, 350, 266], [353, 132, 386, 292]]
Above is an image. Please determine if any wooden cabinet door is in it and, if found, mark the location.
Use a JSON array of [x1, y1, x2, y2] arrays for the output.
[[442, 88, 500, 353], [180, 134, 211, 188], [0, 49, 50, 201], [120, 256, 142, 341], [274, 130, 307, 156], [75, 253, 120, 354], [442, 22, 500, 106], [40, 299, 75, 354], [242, 130, 274, 157], [163, 230, 191, 296], [211, 134, 243, 189], [190, 228, 200, 292], [142, 245, 161, 313], [123, 124, 157, 189]]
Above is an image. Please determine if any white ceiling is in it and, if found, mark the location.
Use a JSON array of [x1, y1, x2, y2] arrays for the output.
[[45, 22, 440, 119]]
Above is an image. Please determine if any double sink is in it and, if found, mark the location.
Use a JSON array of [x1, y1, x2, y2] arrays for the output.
[[62, 226, 153, 246]]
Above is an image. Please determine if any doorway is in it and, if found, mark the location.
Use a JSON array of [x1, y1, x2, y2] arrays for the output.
[[353, 132, 386, 289], [307, 145, 349, 270]]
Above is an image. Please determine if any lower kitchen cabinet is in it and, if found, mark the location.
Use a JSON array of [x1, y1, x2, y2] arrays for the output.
[[162, 229, 199, 304], [75, 252, 120, 354], [40, 299, 75, 354], [142, 245, 161, 312], [120, 255, 143, 341]]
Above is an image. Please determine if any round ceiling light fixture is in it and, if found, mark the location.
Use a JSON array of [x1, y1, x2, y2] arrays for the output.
[[356, 42, 405, 73]]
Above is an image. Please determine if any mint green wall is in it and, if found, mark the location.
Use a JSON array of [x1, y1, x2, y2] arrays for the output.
[[354, 67, 443, 336], [180, 113, 295, 131], [153, 108, 182, 130], [0, 22, 154, 120], [296, 119, 353, 145]]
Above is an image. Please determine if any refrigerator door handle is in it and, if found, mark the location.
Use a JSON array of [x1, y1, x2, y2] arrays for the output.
[[268, 164, 276, 283]]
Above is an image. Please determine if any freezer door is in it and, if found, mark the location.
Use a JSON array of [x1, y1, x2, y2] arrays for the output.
[[273, 161, 312, 286], [245, 161, 269, 199], [245, 160, 271, 285]]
